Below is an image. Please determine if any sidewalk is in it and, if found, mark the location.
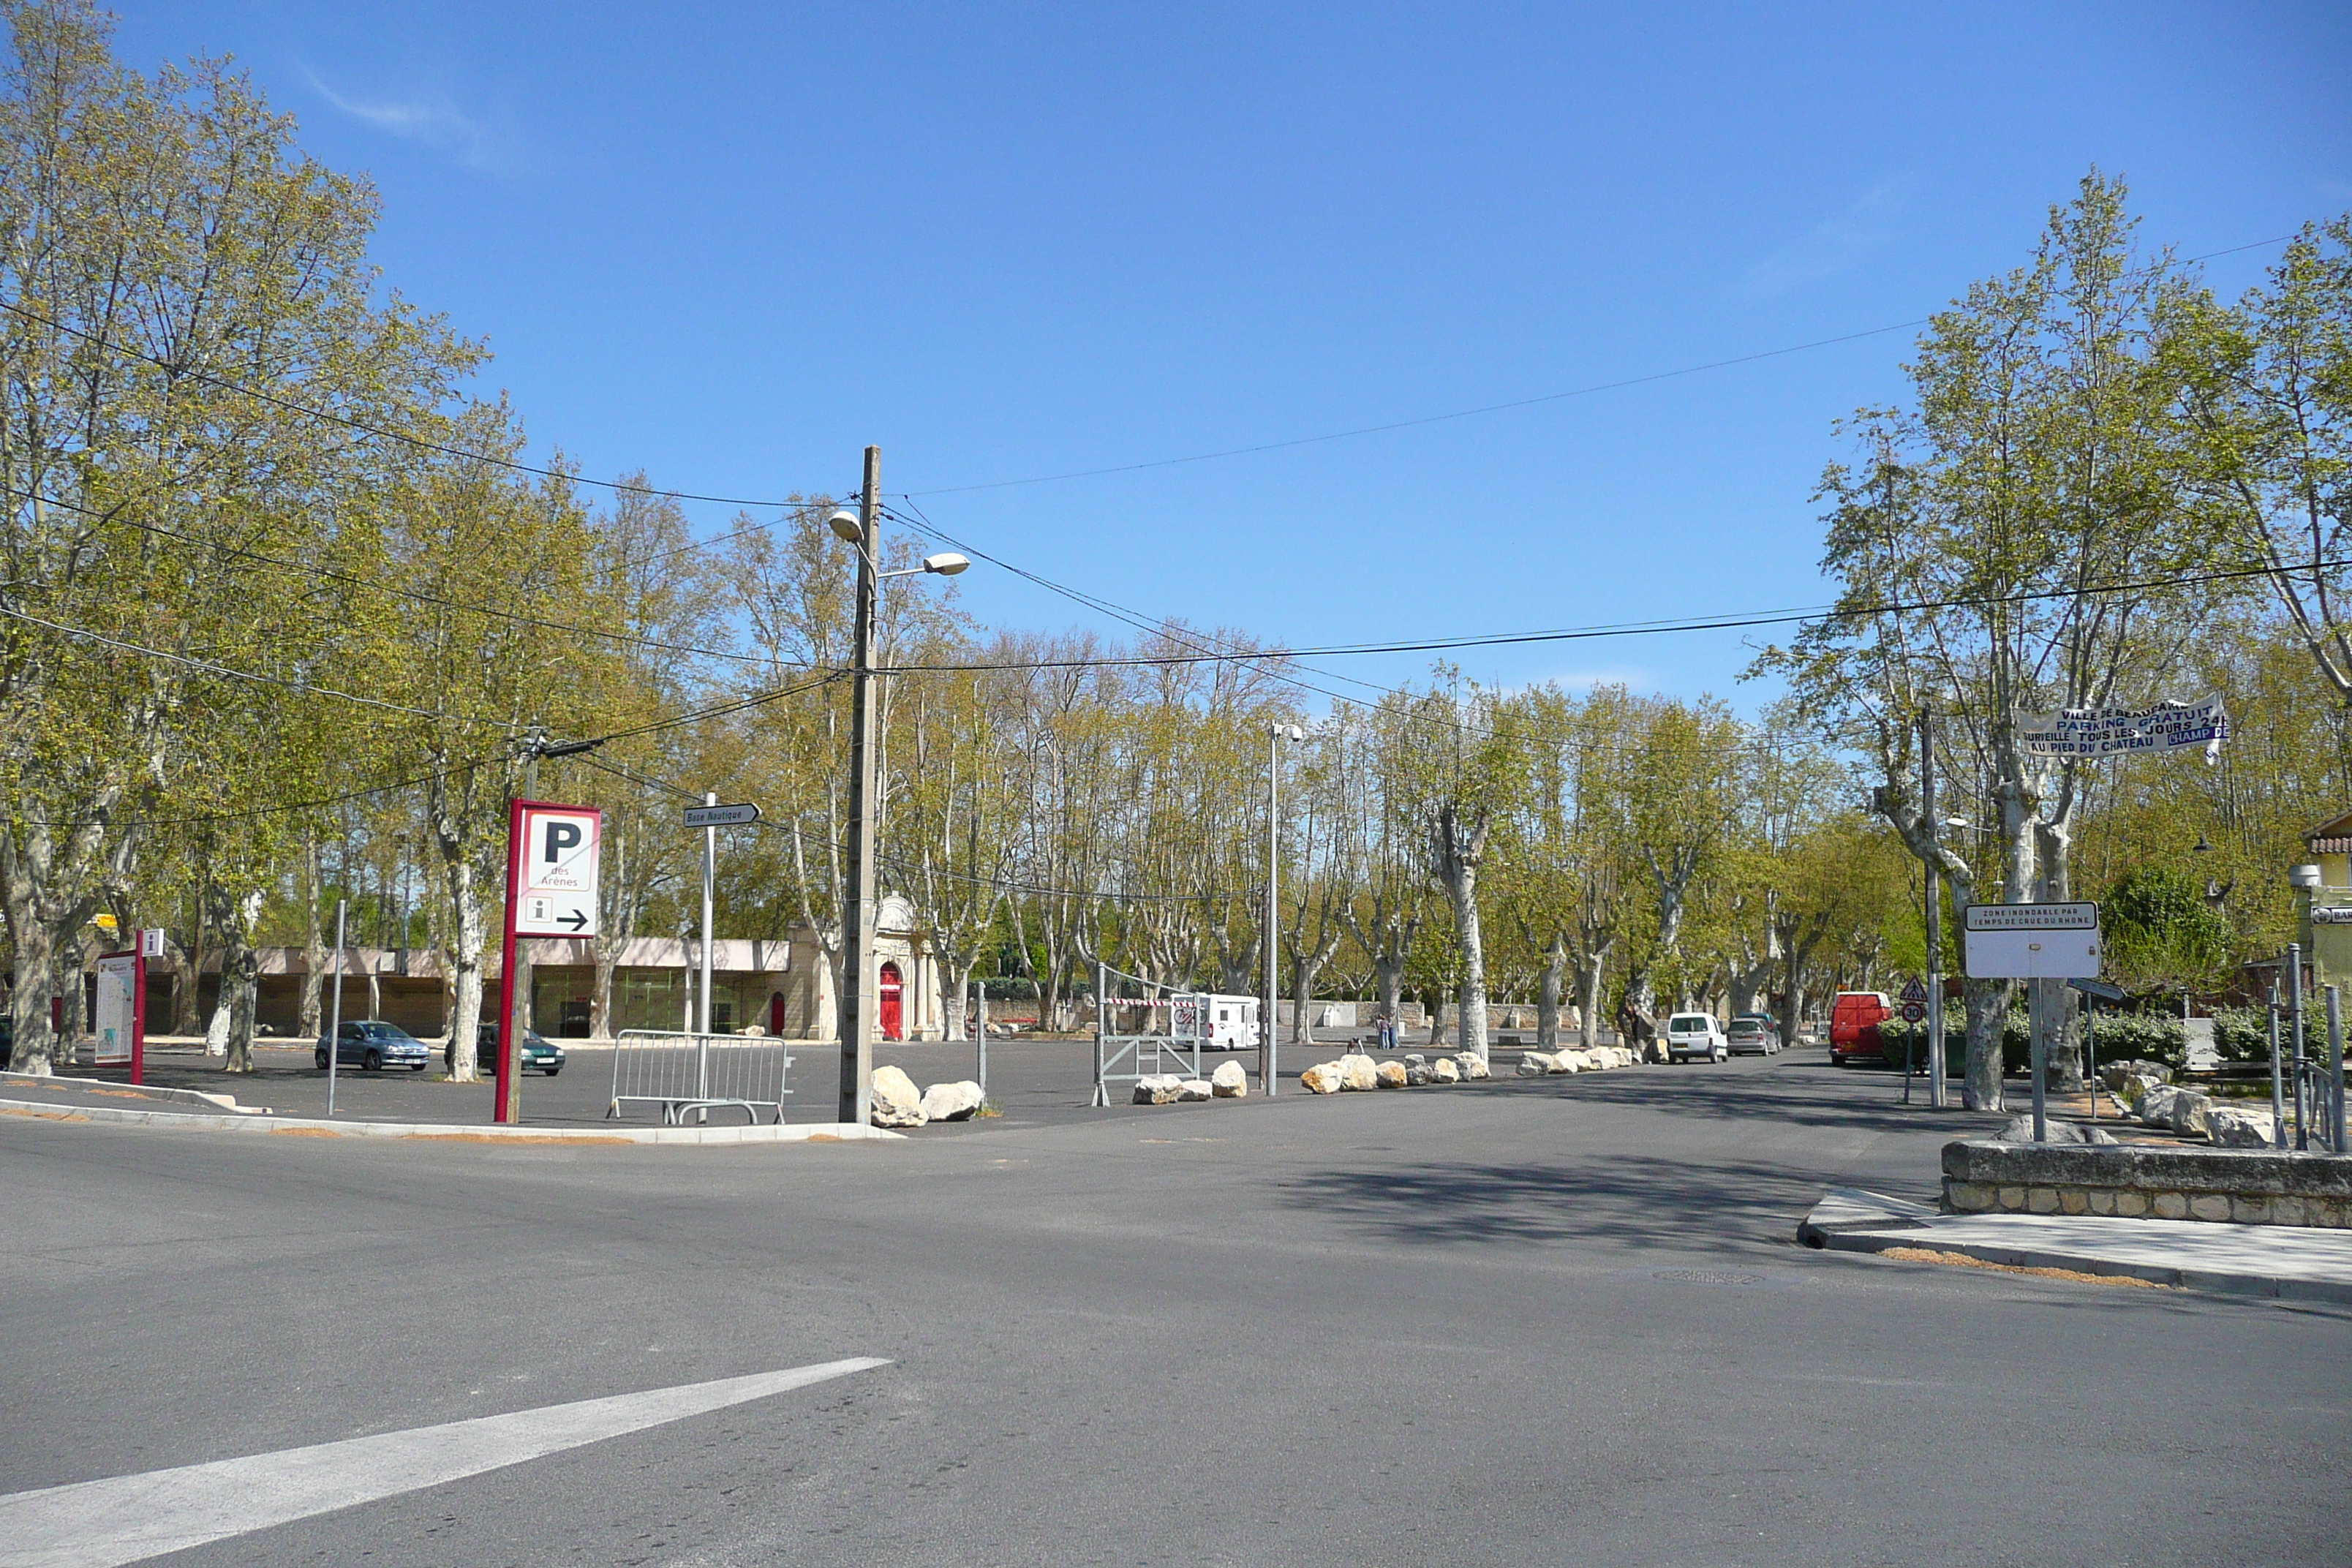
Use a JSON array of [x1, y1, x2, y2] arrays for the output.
[[1800, 1186, 2352, 1304]]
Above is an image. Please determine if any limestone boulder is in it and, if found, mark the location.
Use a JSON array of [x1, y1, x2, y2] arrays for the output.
[[1210, 1060, 1249, 1098], [1338, 1055, 1381, 1092], [2102, 1059, 2172, 1090], [1132, 1074, 1182, 1105], [1403, 1052, 1427, 1067], [1430, 1058, 1460, 1083], [919, 1079, 984, 1123], [2206, 1105, 2277, 1148], [1175, 1079, 1213, 1103], [1404, 1063, 1434, 1086], [2141, 1084, 2215, 1135], [870, 1064, 927, 1128], [1549, 1051, 1583, 1074], [1300, 1060, 1346, 1094], [1375, 1060, 1409, 1089], [1455, 1052, 1491, 1080], [1994, 1115, 2117, 1145], [1517, 1052, 1556, 1077]]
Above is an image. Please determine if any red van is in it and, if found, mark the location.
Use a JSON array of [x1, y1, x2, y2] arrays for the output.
[[1829, 992, 1893, 1066]]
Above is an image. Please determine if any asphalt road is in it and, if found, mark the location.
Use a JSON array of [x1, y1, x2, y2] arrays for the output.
[[2, 1049, 2341, 1565]]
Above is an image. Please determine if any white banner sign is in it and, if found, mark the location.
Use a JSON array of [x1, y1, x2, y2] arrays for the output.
[[2016, 697, 2228, 759]]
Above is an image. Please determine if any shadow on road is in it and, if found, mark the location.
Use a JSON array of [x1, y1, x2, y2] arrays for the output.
[[1279, 1152, 1839, 1255]]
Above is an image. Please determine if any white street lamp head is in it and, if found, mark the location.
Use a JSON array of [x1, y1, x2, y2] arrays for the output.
[[921, 551, 970, 576], [827, 509, 862, 543], [1288, 725, 1304, 741]]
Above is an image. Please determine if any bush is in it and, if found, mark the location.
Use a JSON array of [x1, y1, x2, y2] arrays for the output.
[[2084, 1012, 2186, 1072], [1877, 1009, 2185, 1074], [2212, 1006, 2271, 1064]]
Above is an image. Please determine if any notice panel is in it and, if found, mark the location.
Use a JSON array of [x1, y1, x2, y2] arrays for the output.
[[1963, 902, 2103, 980], [513, 804, 602, 938]]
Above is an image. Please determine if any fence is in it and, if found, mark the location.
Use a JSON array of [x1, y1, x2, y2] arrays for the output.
[[1091, 961, 1215, 1107], [607, 1030, 792, 1125]]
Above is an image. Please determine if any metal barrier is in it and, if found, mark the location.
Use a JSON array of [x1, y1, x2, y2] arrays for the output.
[[1090, 962, 1212, 1106], [607, 1030, 791, 1125]]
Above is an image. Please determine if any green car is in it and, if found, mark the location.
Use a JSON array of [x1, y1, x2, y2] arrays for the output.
[[452, 1023, 567, 1077]]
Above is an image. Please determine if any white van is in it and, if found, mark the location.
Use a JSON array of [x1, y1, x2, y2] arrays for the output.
[[1172, 994, 1260, 1050], [1665, 1013, 1727, 1063]]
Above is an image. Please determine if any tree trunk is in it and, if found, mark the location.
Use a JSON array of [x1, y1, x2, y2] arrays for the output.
[[1534, 931, 1569, 1052], [444, 856, 489, 1081], [1963, 977, 2009, 1111], [1447, 872, 1488, 1058]]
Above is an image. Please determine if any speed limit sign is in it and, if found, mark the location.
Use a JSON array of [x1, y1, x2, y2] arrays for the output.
[[1901, 1001, 1926, 1023]]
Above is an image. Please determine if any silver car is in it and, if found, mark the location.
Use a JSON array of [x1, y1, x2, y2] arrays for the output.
[[1727, 1015, 1780, 1056]]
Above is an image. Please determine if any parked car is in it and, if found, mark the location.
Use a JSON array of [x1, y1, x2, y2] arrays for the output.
[[458, 1022, 567, 1077], [1727, 1014, 1780, 1055], [316, 1020, 431, 1072], [1829, 992, 1893, 1066], [1665, 1013, 1728, 1063]]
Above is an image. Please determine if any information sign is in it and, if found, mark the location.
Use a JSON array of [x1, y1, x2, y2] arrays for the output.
[[511, 804, 603, 938], [1963, 902, 2102, 980], [683, 802, 762, 829], [94, 950, 145, 1080], [2016, 698, 2228, 759]]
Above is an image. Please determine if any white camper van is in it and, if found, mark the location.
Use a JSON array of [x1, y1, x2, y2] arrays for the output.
[[1182, 994, 1260, 1051]]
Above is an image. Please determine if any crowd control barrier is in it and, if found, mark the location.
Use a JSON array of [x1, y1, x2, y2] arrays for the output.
[[607, 1030, 792, 1125]]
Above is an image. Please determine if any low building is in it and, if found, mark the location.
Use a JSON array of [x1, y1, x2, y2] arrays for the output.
[[90, 895, 949, 1043], [2302, 810, 2352, 992]]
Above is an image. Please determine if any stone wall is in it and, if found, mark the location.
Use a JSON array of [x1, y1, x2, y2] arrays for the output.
[[1942, 1139, 2352, 1228]]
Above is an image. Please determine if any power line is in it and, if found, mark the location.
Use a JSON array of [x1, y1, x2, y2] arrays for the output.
[[0, 295, 837, 513], [868, 554, 2340, 674], [904, 234, 2301, 496], [0, 481, 804, 671], [7, 753, 500, 829], [0, 604, 517, 727]]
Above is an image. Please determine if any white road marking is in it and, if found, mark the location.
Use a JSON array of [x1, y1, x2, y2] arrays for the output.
[[0, 1356, 889, 1568]]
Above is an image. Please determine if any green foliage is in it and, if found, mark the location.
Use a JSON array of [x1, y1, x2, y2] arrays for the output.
[[2211, 1006, 2274, 1064], [2100, 867, 2235, 987]]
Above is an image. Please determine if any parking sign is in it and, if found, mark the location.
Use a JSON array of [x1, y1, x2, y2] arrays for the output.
[[511, 804, 602, 937]]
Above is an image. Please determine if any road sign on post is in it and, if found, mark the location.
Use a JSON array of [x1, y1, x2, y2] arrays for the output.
[[1961, 902, 2102, 980], [497, 802, 603, 1124], [683, 802, 761, 829]]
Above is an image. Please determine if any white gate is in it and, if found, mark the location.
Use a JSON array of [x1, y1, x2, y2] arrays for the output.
[[608, 1030, 792, 1125]]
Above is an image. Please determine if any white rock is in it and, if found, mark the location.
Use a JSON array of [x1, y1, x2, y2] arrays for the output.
[[1300, 1060, 1346, 1094], [1210, 1060, 1249, 1098], [1404, 1063, 1433, 1086], [1994, 1115, 2117, 1145], [1517, 1052, 1556, 1077], [1132, 1074, 1183, 1105], [1176, 1079, 1213, 1102], [919, 1080, 984, 1123], [2141, 1085, 2215, 1136], [1455, 1052, 1491, 1080], [870, 1064, 927, 1128], [1403, 1052, 1427, 1067], [1549, 1051, 1583, 1074], [1375, 1060, 1409, 1089], [1339, 1055, 1381, 1092], [1430, 1058, 1460, 1083], [2206, 1105, 2277, 1148]]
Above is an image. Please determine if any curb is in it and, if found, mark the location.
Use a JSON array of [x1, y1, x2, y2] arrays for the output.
[[0, 1098, 905, 1146], [1799, 1186, 2352, 1305], [0, 1068, 266, 1115]]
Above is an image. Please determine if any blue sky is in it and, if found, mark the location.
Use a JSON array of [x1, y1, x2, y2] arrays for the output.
[[116, 2, 2352, 711]]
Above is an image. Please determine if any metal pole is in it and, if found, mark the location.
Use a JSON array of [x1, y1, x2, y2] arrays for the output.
[[1262, 726, 1279, 1098], [1093, 958, 1107, 1108], [975, 977, 987, 1098], [325, 900, 345, 1117], [2085, 998, 2097, 1121], [2289, 943, 2308, 1150], [699, 791, 717, 1109], [2268, 973, 2287, 1148], [2029, 954, 2048, 1143], [837, 448, 881, 1126], [2328, 984, 2345, 1154], [1921, 706, 1946, 1107], [494, 797, 527, 1124]]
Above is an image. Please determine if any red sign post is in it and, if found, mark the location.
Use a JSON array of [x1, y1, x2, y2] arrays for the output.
[[494, 800, 602, 1124]]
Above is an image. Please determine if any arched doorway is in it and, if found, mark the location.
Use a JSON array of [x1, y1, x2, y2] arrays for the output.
[[878, 962, 904, 1041]]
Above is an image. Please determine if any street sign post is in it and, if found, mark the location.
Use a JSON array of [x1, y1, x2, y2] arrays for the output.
[[93, 949, 144, 1083], [496, 802, 603, 1123], [1965, 902, 2103, 1142]]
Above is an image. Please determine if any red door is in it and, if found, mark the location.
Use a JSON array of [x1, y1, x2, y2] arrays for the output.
[[769, 992, 788, 1038], [878, 962, 904, 1041]]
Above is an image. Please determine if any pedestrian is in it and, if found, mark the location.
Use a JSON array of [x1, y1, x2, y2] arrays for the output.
[[1377, 1011, 1396, 1053]]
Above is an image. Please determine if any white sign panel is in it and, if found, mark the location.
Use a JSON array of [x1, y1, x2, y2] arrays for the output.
[[94, 954, 138, 1066], [1964, 902, 2102, 980], [683, 802, 761, 829], [2016, 697, 2228, 759], [2313, 906, 2352, 926], [139, 927, 167, 958], [513, 805, 602, 938]]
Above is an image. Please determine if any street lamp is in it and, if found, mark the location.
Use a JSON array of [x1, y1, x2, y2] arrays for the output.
[[832, 460, 976, 1126], [1263, 722, 1304, 1096]]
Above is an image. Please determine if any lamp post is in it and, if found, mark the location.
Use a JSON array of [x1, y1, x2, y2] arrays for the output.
[[1263, 722, 1303, 1096], [828, 459, 969, 1126]]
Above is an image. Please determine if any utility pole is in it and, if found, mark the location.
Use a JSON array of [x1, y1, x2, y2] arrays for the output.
[[1921, 706, 1947, 1108], [838, 447, 882, 1126]]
